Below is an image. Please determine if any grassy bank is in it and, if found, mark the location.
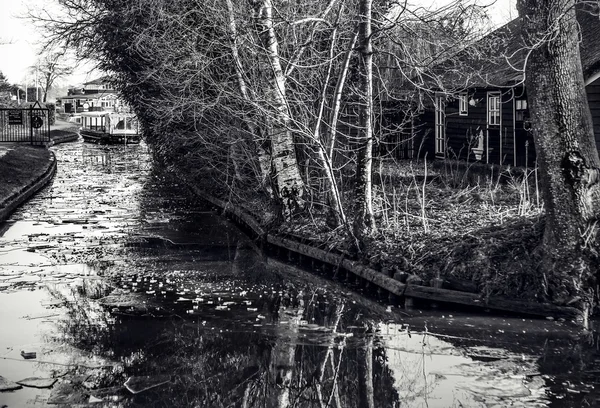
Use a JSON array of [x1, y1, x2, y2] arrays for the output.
[[0, 146, 52, 205], [49, 128, 79, 139]]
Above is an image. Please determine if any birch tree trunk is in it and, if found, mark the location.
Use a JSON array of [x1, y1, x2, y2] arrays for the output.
[[315, 302, 344, 406], [252, 0, 306, 217], [328, 32, 358, 161], [518, 0, 600, 327], [354, 0, 376, 240]]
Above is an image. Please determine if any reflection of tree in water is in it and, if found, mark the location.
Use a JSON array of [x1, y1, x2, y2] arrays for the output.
[[44, 260, 403, 407], [46, 280, 115, 355]]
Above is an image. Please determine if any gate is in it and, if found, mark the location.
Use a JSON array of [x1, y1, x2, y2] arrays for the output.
[[0, 102, 50, 145]]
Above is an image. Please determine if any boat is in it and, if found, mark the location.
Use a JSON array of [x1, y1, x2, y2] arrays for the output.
[[79, 111, 141, 144]]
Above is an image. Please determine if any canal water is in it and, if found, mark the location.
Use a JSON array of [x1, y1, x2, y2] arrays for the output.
[[0, 141, 598, 407]]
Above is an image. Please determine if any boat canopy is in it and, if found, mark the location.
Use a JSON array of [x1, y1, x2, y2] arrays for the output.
[[80, 111, 139, 134]]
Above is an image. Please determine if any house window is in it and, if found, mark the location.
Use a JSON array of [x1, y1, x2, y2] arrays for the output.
[[459, 93, 468, 116], [515, 99, 527, 121], [435, 95, 446, 156], [515, 99, 527, 110], [488, 93, 500, 126]]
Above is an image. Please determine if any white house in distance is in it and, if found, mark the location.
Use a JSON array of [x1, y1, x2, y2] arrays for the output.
[[56, 76, 128, 113]]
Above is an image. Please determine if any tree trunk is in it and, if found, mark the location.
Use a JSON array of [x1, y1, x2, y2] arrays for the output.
[[328, 32, 358, 160], [518, 0, 600, 326], [252, 0, 306, 217], [354, 0, 376, 241]]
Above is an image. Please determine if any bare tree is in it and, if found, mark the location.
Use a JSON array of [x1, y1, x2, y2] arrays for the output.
[[518, 0, 600, 327], [249, 0, 307, 217], [225, 0, 273, 195], [32, 0, 499, 258], [354, 0, 377, 241], [32, 48, 74, 102]]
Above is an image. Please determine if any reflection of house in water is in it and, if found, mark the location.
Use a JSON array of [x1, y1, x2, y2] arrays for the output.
[[56, 76, 129, 114], [378, 322, 547, 407], [81, 148, 112, 167]]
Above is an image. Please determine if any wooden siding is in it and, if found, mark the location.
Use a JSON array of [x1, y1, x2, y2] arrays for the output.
[[586, 76, 600, 152], [379, 102, 417, 159], [414, 109, 435, 159], [444, 89, 488, 161], [441, 88, 522, 165], [412, 87, 538, 167]]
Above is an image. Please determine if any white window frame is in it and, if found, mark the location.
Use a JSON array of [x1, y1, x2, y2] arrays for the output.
[[459, 93, 468, 116], [515, 99, 527, 121], [487, 92, 501, 126], [435, 95, 446, 156]]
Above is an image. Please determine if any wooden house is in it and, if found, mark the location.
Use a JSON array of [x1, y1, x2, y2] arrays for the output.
[[410, 5, 600, 167]]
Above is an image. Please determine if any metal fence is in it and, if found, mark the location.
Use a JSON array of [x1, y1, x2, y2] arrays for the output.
[[0, 103, 50, 145]]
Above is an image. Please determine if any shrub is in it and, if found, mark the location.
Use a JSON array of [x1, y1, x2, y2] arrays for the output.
[[45, 103, 56, 125]]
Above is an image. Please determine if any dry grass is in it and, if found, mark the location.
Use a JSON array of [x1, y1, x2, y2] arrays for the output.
[[280, 158, 547, 300]]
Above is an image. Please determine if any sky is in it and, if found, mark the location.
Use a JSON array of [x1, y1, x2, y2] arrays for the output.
[[0, 0, 39, 83], [0, 0, 517, 89], [0, 0, 98, 88]]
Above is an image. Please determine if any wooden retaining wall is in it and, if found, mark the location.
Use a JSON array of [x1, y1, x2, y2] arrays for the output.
[[189, 186, 580, 320]]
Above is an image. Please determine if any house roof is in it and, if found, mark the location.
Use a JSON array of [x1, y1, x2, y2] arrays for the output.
[[579, 6, 600, 79], [83, 76, 112, 86], [59, 91, 117, 100], [423, 3, 600, 90]]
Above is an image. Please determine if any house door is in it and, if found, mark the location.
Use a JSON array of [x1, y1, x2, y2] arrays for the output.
[[487, 92, 501, 163], [435, 95, 445, 157]]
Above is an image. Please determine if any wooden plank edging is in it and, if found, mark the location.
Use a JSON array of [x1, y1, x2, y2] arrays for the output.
[[187, 185, 580, 319]]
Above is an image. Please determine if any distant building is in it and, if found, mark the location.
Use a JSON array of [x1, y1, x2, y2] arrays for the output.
[[56, 76, 128, 114]]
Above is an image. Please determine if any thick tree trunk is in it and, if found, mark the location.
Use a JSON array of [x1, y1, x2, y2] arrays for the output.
[[518, 0, 600, 326], [253, 0, 306, 217], [354, 0, 376, 240]]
